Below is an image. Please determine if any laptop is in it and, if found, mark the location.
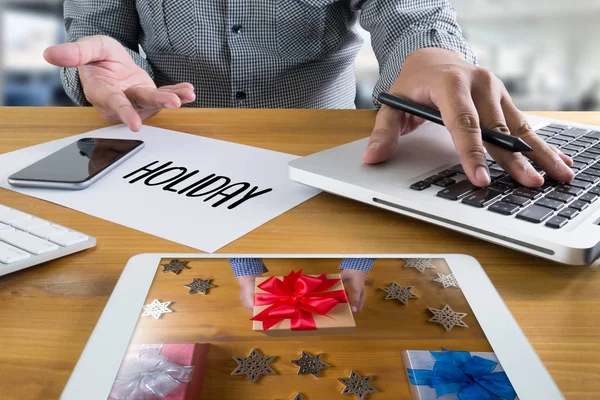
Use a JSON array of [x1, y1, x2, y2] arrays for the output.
[[288, 114, 600, 265]]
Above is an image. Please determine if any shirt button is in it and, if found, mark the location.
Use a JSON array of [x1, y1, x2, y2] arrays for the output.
[[235, 91, 247, 101], [231, 24, 243, 34]]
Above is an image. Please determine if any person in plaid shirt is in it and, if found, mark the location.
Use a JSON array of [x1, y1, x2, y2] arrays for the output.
[[43, 0, 574, 188]]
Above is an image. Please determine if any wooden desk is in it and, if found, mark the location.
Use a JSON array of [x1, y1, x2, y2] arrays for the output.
[[0, 108, 598, 399]]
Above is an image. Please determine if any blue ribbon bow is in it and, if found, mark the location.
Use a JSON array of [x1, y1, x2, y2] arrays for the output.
[[407, 349, 517, 400]]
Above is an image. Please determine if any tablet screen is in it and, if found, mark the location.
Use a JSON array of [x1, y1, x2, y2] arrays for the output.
[[99, 257, 529, 400]]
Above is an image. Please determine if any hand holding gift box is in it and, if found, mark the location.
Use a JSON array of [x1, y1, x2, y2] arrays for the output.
[[109, 343, 209, 400], [251, 270, 356, 336], [402, 349, 518, 400]]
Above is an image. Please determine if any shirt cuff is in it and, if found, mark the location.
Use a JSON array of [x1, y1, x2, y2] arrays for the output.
[[372, 29, 477, 106], [229, 258, 268, 277], [339, 258, 375, 273]]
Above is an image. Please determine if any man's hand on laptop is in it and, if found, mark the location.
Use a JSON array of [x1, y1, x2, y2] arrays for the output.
[[362, 47, 575, 188], [44, 35, 196, 132]]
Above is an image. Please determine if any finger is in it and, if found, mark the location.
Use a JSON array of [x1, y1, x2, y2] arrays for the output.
[[126, 86, 182, 109], [158, 86, 196, 104], [345, 286, 362, 314], [102, 90, 143, 132], [356, 289, 366, 314], [362, 105, 403, 164], [501, 96, 575, 182], [434, 73, 491, 187], [471, 73, 543, 187], [44, 35, 127, 68]]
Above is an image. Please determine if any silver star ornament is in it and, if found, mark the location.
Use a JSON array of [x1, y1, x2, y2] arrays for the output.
[[428, 305, 469, 331], [433, 273, 460, 288], [292, 394, 304, 400], [161, 259, 190, 274], [291, 351, 331, 377], [338, 370, 378, 400], [141, 299, 173, 319], [379, 282, 419, 305], [231, 348, 277, 383], [402, 258, 436, 273], [184, 278, 216, 294]]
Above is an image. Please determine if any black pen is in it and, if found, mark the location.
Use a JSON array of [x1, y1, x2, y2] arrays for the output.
[[377, 92, 532, 153]]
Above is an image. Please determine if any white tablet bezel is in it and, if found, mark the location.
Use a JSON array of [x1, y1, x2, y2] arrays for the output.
[[60, 253, 563, 400]]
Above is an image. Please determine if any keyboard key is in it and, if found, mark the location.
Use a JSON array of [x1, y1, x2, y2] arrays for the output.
[[489, 169, 506, 180], [578, 136, 598, 143], [580, 151, 600, 160], [585, 131, 600, 139], [535, 198, 564, 211], [569, 179, 592, 189], [547, 124, 569, 131], [503, 194, 531, 207], [0, 223, 12, 231], [556, 184, 584, 196], [0, 210, 32, 225], [11, 218, 49, 232], [579, 193, 597, 204], [585, 147, 600, 155], [561, 149, 578, 157], [497, 176, 521, 189], [562, 128, 588, 138], [588, 186, 600, 196], [530, 179, 555, 193], [554, 134, 574, 142], [576, 173, 600, 184], [488, 201, 519, 215], [437, 170, 457, 179], [437, 180, 477, 200], [516, 205, 554, 223], [562, 145, 582, 152], [545, 216, 568, 229], [584, 168, 600, 178], [0, 230, 59, 255], [558, 208, 579, 219], [546, 190, 574, 203], [489, 164, 505, 172], [0, 241, 31, 264], [462, 189, 503, 208], [424, 175, 444, 185], [488, 182, 512, 194], [450, 164, 466, 174], [571, 140, 591, 148], [29, 224, 69, 240], [410, 181, 430, 191], [434, 178, 456, 187], [547, 139, 566, 146], [572, 161, 588, 170], [513, 187, 543, 199], [573, 156, 595, 165], [539, 126, 562, 133], [48, 232, 89, 247], [569, 201, 589, 212]]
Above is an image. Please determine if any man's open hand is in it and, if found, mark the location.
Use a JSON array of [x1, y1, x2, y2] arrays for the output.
[[44, 35, 196, 132]]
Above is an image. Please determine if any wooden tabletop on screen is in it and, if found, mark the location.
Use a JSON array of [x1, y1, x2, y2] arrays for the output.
[[0, 108, 599, 399]]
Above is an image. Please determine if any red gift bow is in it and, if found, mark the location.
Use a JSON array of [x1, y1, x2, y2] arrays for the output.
[[251, 270, 349, 331]]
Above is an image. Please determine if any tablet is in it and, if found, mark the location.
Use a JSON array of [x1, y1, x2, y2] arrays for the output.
[[60, 254, 563, 400]]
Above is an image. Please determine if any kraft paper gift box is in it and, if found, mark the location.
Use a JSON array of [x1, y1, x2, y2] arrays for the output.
[[402, 349, 518, 400], [108, 343, 209, 400], [251, 270, 356, 337]]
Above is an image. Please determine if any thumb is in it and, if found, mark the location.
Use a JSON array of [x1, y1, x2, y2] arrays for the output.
[[346, 286, 361, 314], [362, 105, 403, 164], [44, 35, 125, 68]]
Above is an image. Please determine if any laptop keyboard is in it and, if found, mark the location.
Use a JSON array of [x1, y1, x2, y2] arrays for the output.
[[409, 124, 600, 229], [0, 204, 96, 276]]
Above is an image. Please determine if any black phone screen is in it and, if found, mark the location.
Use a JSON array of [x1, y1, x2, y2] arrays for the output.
[[9, 138, 144, 183]]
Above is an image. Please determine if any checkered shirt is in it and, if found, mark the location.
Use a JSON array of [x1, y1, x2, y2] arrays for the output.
[[61, 0, 475, 108], [229, 258, 375, 277]]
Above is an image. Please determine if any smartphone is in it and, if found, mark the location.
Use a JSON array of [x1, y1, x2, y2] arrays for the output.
[[8, 138, 144, 190]]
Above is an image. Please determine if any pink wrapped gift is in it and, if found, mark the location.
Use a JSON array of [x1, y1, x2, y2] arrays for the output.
[[108, 343, 209, 400]]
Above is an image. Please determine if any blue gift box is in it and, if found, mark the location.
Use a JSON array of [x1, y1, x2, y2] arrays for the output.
[[402, 349, 519, 400]]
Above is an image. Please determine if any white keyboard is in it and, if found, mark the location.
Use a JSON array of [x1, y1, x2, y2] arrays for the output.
[[0, 204, 96, 276]]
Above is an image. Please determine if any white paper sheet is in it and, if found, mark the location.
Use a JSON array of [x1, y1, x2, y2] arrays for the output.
[[0, 125, 320, 253]]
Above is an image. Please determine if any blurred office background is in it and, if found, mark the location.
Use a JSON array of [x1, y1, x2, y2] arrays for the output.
[[1, 0, 599, 111]]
